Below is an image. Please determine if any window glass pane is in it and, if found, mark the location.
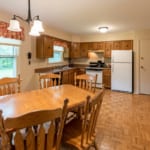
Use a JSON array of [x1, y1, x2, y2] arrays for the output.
[[0, 45, 18, 78], [0, 57, 16, 78], [0, 45, 18, 56], [48, 45, 64, 63]]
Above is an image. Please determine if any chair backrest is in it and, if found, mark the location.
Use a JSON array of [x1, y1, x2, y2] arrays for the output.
[[81, 89, 104, 147], [74, 72, 97, 93], [39, 73, 61, 89], [0, 74, 21, 96], [0, 99, 69, 150]]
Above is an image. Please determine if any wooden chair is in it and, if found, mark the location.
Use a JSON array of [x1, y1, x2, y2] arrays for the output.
[[0, 99, 69, 150], [62, 89, 104, 150], [0, 74, 21, 96], [39, 73, 61, 89], [74, 72, 97, 93]]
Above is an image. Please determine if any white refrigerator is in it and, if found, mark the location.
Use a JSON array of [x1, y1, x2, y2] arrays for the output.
[[111, 50, 133, 93]]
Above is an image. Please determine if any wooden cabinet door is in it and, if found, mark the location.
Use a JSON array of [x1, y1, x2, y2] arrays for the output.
[[87, 42, 105, 51], [113, 41, 121, 49], [36, 35, 53, 58], [80, 42, 88, 58], [121, 40, 133, 50], [103, 69, 111, 88], [104, 41, 113, 58], [68, 69, 75, 85], [97, 42, 105, 50], [71, 42, 80, 58], [43, 36, 53, 57], [62, 71, 68, 84]]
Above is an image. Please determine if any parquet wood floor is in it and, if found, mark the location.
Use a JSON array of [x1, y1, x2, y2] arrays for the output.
[[96, 90, 150, 150]]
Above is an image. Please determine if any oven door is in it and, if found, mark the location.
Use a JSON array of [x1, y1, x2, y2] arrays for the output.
[[86, 69, 103, 88]]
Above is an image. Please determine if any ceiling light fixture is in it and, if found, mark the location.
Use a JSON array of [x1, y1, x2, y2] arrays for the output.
[[7, 0, 44, 36], [98, 27, 109, 33]]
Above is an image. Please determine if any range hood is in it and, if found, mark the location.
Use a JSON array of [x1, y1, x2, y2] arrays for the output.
[[88, 50, 104, 53]]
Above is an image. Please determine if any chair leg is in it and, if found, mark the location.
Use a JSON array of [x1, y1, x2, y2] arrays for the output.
[[93, 141, 98, 150]]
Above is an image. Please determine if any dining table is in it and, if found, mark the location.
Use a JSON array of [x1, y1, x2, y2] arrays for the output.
[[0, 84, 95, 120]]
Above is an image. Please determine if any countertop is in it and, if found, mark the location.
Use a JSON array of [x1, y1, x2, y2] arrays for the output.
[[35, 64, 111, 74]]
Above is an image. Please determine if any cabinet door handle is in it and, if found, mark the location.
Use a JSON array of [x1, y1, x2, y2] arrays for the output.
[[141, 66, 144, 69]]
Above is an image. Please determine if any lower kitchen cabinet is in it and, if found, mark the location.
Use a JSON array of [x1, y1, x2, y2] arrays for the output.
[[103, 69, 111, 88], [61, 68, 77, 85], [61, 68, 85, 85], [62, 70, 69, 84]]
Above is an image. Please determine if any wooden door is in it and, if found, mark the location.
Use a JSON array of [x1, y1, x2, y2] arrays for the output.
[[139, 40, 150, 94]]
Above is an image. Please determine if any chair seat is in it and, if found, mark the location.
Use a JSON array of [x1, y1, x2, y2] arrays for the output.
[[63, 119, 95, 150]]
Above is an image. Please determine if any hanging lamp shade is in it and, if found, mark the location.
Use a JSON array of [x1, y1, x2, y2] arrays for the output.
[[7, 19, 22, 32], [29, 26, 40, 36], [7, 0, 44, 36], [32, 20, 44, 32]]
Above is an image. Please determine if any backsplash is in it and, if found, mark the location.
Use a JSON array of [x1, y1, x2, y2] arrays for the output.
[[72, 52, 111, 66]]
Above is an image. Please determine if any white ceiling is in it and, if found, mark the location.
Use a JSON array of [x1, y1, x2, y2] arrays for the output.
[[1, 0, 150, 35]]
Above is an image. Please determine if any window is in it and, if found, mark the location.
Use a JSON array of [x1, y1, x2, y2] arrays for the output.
[[0, 45, 19, 78], [48, 45, 64, 63]]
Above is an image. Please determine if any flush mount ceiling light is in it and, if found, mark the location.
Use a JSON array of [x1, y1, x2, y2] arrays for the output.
[[98, 27, 109, 33], [7, 0, 44, 36]]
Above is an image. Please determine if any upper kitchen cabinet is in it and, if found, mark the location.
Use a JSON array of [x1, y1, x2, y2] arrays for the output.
[[113, 40, 133, 50], [70, 42, 80, 58], [80, 42, 88, 58], [36, 35, 54, 58], [113, 41, 121, 50], [88, 42, 105, 50], [97, 42, 105, 50], [121, 40, 133, 50], [104, 41, 113, 58]]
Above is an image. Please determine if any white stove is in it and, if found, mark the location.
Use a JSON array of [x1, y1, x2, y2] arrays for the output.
[[86, 68, 103, 88]]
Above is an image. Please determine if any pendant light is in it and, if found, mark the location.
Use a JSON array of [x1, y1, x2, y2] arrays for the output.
[[7, 0, 44, 36]]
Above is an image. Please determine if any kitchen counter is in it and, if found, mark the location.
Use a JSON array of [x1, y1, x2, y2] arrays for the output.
[[35, 65, 110, 74], [35, 66, 77, 74]]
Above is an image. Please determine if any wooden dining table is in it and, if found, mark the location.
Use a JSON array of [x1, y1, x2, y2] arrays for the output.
[[0, 84, 95, 119]]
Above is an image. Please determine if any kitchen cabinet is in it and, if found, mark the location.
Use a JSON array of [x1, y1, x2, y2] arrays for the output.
[[97, 42, 105, 50], [103, 69, 111, 88], [87, 42, 105, 50], [104, 41, 113, 58], [113, 40, 133, 50], [70, 42, 80, 58], [80, 42, 88, 58], [113, 41, 121, 50], [61, 68, 85, 85], [62, 70, 69, 84], [121, 40, 133, 50], [36, 35, 54, 58], [61, 68, 78, 85]]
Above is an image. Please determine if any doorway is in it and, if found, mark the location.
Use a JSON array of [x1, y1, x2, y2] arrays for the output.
[[139, 40, 150, 94]]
